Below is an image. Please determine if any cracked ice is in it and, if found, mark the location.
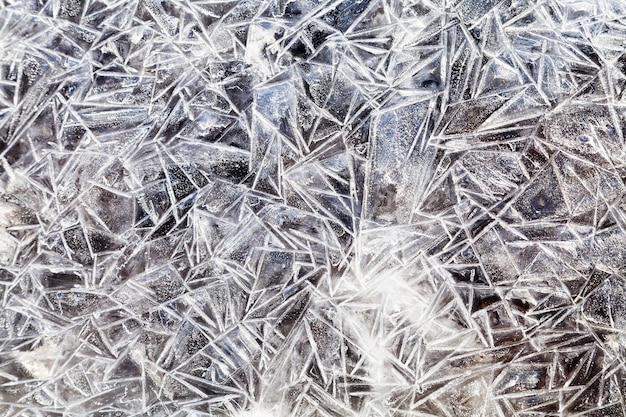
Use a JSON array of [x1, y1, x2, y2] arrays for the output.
[[2, 0, 626, 416]]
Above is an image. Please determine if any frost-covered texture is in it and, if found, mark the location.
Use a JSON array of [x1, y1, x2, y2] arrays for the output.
[[2, 0, 626, 416]]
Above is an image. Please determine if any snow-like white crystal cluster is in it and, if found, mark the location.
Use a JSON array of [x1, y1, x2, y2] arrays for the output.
[[2, 0, 626, 415]]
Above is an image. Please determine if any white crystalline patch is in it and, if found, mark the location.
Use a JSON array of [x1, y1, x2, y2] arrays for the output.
[[12, 335, 79, 379], [235, 408, 276, 417], [0, 230, 16, 265], [13, 349, 56, 379], [0, 193, 31, 264], [246, 22, 282, 78]]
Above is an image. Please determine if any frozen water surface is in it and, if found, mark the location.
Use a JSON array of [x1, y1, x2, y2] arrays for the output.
[[2, 0, 626, 415]]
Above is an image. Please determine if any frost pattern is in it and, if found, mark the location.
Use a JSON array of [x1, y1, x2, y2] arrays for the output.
[[2, 0, 626, 416]]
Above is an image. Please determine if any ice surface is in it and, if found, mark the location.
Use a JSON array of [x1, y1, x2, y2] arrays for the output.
[[2, 0, 626, 415]]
